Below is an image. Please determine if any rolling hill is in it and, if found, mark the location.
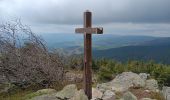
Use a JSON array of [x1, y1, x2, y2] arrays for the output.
[[40, 33, 157, 50], [41, 33, 170, 64], [93, 45, 170, 64], [93, 37, 170, 64]]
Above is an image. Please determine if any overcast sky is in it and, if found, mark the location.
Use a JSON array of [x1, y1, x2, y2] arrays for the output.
[[0, 0, 170, 36]]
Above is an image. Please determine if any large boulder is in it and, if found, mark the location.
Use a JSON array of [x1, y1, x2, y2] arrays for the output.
[[55, 84, 78, 99], [145, 79, 158, 91], [102, 90, 115, 100], [123, 91, 137, 100], [92, 88, 103, 99], [71, 89, 88, 100], [111, 72, 145, 92]]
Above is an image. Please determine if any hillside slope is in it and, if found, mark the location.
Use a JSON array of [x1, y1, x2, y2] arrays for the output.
[[93, 45, 170, 64]]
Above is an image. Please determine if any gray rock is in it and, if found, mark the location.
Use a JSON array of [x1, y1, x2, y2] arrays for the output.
[[162, 86, 170, 100], [167, 95, 170, 100], [92, 88, 103, 99], [139, 73, 150, 81], [111, 72, 145, 92], [70, 89, 88, 100], [55, 84, 78, 99], [102, 90, 115, 100], [145, 79, 158, 91], [97, 82, 112, 92], [123, 91, 137, 100]]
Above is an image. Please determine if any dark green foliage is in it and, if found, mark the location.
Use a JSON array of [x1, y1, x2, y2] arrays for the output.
[[92, 59, 170, 86], [93, 45, 170, 64]]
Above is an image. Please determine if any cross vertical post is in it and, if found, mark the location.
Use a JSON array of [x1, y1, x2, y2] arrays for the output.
[[75, 10, 103, 99], [84, 11, 92, 99]]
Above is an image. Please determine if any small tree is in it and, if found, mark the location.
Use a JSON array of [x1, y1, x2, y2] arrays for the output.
[[0, 19, 64, 87]]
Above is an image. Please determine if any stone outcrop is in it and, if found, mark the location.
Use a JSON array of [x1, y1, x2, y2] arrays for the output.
[[123, 91, 137, 100], [145, 79, 159, 92], [97, 72, 146, 92], [25, 72, 163, 100], [162, 86, 170, 100], [102, 90, 115, 100], [55, 84, 78, 99], [70, 89, 88, 100], [92, 87, 103, 99], [27, 84, 87, 100], [139, 73, 150, 81], [111, 72, 145, 92], [97, 82, 112, 92]]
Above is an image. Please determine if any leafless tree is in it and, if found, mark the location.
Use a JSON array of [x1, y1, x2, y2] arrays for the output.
[[0, 19, 64, 87]]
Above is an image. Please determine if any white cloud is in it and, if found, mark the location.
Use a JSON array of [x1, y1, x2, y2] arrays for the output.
[[0, 0, 170, 36]]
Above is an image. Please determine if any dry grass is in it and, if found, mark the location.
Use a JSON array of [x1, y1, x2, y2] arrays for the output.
[[0, 80, 84, 100], [129, 87, 165, 100]]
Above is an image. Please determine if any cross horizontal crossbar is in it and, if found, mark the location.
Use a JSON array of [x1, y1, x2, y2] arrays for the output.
[[75, 27, 103, 34]]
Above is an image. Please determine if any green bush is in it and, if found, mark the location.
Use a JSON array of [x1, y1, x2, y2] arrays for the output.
[[92, 59, 170, 86]]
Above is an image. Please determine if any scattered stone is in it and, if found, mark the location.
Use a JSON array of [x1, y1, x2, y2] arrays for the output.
[[92, 88, 103, 99], [71, 89, 88, 100], [123, 91, 137, 100], [111, 85, 126, 92], [167, 95, 170, 100], [1, 72, 163, 100], [145, 79, 158, 91], [139, 73, 150, 81], [55, 84, 77, 99], [97, 82, 112, 92], [162, 86, 170, 100], [111, 72, 145, 92], [102, 90, 115, 100]]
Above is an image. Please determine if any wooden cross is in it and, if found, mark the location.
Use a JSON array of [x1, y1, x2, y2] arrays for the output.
[[75, 10, 103, 99]]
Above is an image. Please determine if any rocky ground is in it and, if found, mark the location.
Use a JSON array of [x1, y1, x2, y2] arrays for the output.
[[1, 72, 169, 100], [23, 72, 168, 100]]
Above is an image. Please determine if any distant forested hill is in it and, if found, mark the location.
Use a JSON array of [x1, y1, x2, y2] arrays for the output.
[[93, 45, 170, 64], [41, 33, 170, 64], [40, 33, 156, 50], [93, 37, 170, 64]]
